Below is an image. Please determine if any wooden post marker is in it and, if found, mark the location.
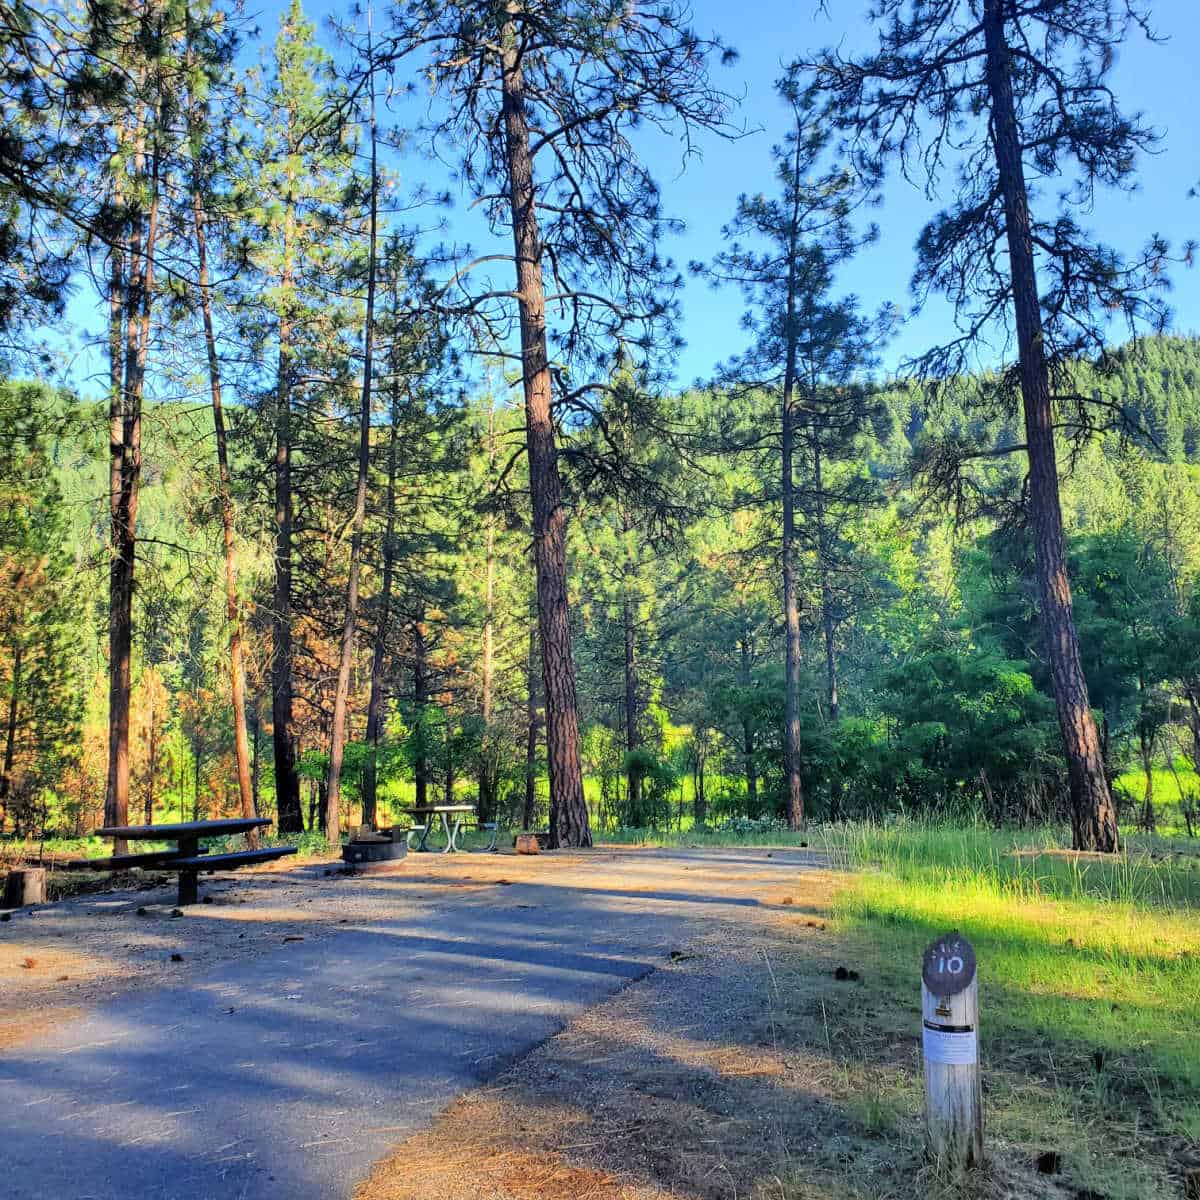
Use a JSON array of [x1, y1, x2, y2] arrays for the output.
[[921, 930, 983, 1169]]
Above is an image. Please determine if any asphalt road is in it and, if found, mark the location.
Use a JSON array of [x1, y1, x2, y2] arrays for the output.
[[0, 848, 811, 1200]]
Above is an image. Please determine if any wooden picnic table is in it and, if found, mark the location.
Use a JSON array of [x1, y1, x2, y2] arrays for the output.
[[399, 805, 476, 853], [86, 817, 295, 906]]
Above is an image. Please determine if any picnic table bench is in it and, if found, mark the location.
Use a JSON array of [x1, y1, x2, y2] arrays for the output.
[[66, 818, 296, 906]]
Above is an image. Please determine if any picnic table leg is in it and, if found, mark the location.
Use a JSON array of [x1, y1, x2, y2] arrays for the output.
[[177, 836, 200, 906], [440, 811, 454, 853], [416, 822, 432, 852], [447, 815, 465, 852]]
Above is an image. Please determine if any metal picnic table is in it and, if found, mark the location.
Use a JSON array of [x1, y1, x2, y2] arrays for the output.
[[399, 805, 476, 853], [87, 817, 295, 905]]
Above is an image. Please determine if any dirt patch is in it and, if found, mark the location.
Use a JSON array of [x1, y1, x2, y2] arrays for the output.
[[0, 941, 103, 979], [356, 1093, 676, 1200]]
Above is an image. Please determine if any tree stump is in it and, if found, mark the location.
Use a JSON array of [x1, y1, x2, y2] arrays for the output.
[[515, 834, 541, 855], [1, 868, 47, 909]]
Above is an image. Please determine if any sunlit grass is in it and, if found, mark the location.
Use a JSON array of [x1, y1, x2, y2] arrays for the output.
[[817, 818, 1200, 906], [809, 817, 1200, 1193]]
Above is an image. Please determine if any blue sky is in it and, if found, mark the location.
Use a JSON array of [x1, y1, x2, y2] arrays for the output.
[[280, 0, 1200, 384], [60, 0, 1200, 396], [643, 0, 1200, 384]]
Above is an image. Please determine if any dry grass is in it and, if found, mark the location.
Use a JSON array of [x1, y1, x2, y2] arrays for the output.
[[356, 1093, 678, 1200]]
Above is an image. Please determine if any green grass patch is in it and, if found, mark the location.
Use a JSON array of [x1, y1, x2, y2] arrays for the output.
[[818, 820, 1200, 906], [810, 819, 1200, 1198]]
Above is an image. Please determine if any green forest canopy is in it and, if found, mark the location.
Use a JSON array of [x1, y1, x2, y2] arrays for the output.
[[2, 0, 1198, 848], [5, 335, 1200, 838]]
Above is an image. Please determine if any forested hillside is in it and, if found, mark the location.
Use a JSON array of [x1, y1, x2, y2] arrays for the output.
[[2, 0, 1197, 852], [6, 333, 1200, 840]]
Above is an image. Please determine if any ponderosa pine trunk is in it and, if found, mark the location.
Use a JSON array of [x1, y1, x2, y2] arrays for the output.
[[271, 198, 302, 834], [413, 615, 429, 808], [251, 702, 260, 814], [781, 138, 805, 831], [500, 24, 589, 848], [523, 624, 539, 831], [362, 384, 400, 830], [105, 177, 127, 849], [325, 13, 379, 845], [692, 735, 707, 829], [192, 740, 202, 822], [106, 100, 160, 854], [190, 136, 257, 848], [983, 0, 1118, 851]]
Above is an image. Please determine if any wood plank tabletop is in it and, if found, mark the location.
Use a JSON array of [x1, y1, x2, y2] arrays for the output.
[[398, 805, 476, 815], [95, 817, 273, 840]]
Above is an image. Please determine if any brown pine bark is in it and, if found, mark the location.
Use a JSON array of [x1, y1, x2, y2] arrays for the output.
[[251, 701, 260, 814], [362, 382, 400, 830], [106, 92, 160, 854], [192, 742, 202, 822], [692, 733, 707, 829], [189, 129, 257, 848], [523, 624, 539, 831], [983, 0, 1118, 851], [105, 229, 127, 852], [325, 20, 380, 845], [781, 142, 805, 832], [500, 22, 589, 848], [413, 615, 429, 809], [271, 193, 302, 833]]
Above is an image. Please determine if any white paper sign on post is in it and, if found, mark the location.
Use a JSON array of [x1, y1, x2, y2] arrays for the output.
[[922, 1022, 978, 1065]]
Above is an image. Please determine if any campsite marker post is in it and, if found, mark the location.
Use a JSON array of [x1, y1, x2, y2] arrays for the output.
[[921, 930, 983, 1169]]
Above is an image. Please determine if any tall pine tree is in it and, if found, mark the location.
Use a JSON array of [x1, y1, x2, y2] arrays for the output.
[[809, 0, 1181, 850]]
